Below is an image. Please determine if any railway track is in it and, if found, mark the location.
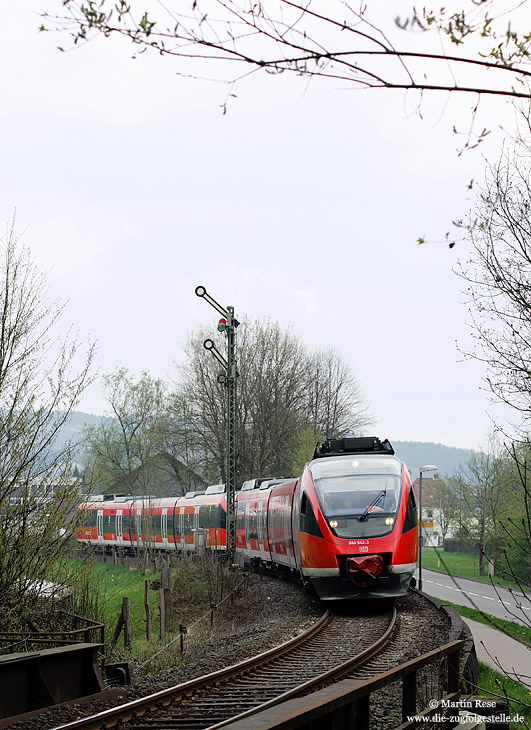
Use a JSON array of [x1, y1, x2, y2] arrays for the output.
[[52, 605, 398, 730]]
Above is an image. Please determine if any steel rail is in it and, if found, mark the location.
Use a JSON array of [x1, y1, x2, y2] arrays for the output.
[[50, 610, 332, 730], [207, 604, 397, 729], [51, 606, 398, 730]]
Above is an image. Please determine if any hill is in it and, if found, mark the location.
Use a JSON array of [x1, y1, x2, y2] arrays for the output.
[[59, 413, 473, 479], [51, 411, 107, 467], [392, 440, 472, 479]]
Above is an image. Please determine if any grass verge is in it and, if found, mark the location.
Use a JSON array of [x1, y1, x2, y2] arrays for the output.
[[476, 661, 531, 727], [422, 549, 529, 592], [439, 599, 531, 645], [72, 554, 254, 674], [438, 599, 530, 726], [88, 560, 160, 639]]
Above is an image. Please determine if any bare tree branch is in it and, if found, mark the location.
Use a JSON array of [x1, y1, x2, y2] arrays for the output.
[[43, 0, 531, 109]]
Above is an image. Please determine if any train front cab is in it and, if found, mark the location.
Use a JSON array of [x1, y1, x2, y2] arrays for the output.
[[293, 438, 418, 600]]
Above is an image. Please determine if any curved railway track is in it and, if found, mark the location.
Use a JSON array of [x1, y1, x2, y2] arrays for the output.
[[52, 605, 397, 730]]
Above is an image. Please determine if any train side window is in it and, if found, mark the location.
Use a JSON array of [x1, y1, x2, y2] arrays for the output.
[[83, 510, 97, 528], [208, 504, 217, 528], [300, 494, 323, 538], [401, 487, 418, 533], [183, 512, 194, 536], [171, 509, 180, 539], [199, 505, 210, 528], [217, 505, 226, 530]]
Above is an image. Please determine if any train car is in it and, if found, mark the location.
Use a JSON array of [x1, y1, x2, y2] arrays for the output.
[[291, 436, 417, 600], [235, 478, 294, 565], [76, 437, 416, 601], [76, 488, 227, 554]]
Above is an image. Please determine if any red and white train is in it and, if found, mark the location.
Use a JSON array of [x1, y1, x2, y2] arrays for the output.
[[76, 437, 418, 600]]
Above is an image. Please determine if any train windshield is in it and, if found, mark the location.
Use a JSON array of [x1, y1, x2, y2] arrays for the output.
[[310, 457, 402, 538]]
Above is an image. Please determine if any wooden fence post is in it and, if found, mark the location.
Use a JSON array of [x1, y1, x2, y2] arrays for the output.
[[111, 613, 124, 649], [179, 624, 187, 654], [145, 580, 152, 642], [162, 561, 172, 624], [159, 588, 166, 642], [122, 597, 131, 651]]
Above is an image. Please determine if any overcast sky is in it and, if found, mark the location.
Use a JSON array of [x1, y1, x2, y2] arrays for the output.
[[0, 3, 521, 450]]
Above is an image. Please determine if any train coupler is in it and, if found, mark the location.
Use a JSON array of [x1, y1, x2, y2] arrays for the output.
[[346, 555, 384, 587]]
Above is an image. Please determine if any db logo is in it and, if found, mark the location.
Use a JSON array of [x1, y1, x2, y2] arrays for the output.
[[359, 546, 369, 553]]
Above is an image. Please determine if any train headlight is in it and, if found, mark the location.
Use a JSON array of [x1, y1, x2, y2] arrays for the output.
[[329, 520, 338, 528], [385, 517, 394, 526]]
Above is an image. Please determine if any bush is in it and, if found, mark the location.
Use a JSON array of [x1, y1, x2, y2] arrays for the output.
[[443, 537, 477, 554]]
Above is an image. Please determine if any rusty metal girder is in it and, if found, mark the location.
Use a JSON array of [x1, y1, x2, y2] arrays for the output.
[[0, 642, 104, 720]]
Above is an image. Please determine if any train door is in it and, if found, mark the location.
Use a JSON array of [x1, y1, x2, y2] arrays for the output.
[[136, 508, 143, 547], [235, 496, 245, 553], [268, 483, 297, 568], [258, 496, 269, 561], [248, 500, 259, 556], [182, 506, 195, 549], [175, 507, 182, 551], [291, 480, 302, 571], [122, 506, 132, 547], [96, 510, 103, 542], [162, 508, 169, 549], [243, 499, 251, 559], [193, 508, 199, 550], [116, 510, 123, 545], [177, 507, 184, 551]]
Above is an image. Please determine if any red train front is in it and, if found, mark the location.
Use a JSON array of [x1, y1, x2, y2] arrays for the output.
[[292, 437, 418, 600], [76, 436, 417, 601]]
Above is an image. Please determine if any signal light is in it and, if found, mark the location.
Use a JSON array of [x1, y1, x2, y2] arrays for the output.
[[217, 318, 227, 332], [217, 370, 227, 384]]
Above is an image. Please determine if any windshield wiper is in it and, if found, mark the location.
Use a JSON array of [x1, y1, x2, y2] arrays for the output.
[[359, 489, 386, 522]]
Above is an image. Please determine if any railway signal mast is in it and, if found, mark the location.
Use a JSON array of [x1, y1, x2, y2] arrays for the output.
[[195, 286, 239, 564]]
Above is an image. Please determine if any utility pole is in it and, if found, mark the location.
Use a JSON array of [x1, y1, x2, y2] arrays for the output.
[[418, 464, 437, 592], [195, 286, 238, 565]]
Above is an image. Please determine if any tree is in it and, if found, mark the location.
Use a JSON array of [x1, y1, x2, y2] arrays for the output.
[[454, 124, 531, 594], [173, 327, 231, 483], [305, 346, 372, 440], [0, 218, 95, 630], [456, 434, 511, 576], [502, 442, 531, 587], [175, 320, 308, 481], [236, 320, 308, 478], [85, 367, 169, 496], [457, 128, 531, 432], [172, 318, 372, 482], [157, 392, 209, 494], [47, 1, 531, 115], [422, 476, 460, 544]]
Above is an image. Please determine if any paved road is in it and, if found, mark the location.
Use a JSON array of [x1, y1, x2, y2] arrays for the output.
[[415, 568, 531, 626], [416, 568, 531, 688], [463, 617, 531, 689]]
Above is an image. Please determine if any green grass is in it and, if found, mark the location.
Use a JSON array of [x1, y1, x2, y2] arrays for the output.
[[476, 661, 531, 727], [439, 599, 531, 645], [439, 599, 531, 726], [67, 555, 251, 674], [422, 549, 528, 591], [88, 561, 161, 641]]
